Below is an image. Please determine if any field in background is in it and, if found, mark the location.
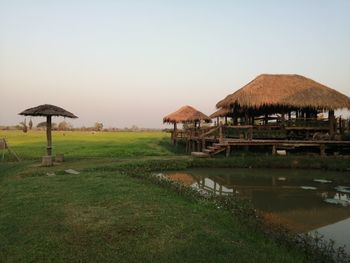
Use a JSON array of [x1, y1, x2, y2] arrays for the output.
[[0, 130, 178, 160]]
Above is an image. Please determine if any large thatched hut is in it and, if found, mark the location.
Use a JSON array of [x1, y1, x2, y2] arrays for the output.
[[216, 74, 350, 140]]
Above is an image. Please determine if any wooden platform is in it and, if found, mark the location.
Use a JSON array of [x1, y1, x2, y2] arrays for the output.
[[191, 139, 350, 157], [219, 139, 350, 147]]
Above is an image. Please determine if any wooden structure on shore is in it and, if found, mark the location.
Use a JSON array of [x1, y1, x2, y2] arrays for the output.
[[19, 104, 77, 166], [163, 105, 211, 150], [167, 74, 350, 157]]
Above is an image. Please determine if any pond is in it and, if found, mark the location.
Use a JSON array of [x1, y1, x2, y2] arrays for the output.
[[164, 168, 350, 253]]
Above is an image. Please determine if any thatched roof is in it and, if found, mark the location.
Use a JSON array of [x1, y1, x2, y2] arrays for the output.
[[19, 104, 78, 118], [216, 74, 350, 110], [210, 108, 231, 118], [163, 105, 211, 123]]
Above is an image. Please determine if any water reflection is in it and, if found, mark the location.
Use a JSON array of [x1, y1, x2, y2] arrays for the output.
[[165, 168, 350, 252]]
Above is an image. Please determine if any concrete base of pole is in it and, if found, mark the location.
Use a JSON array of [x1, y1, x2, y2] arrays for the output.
[[42, 156, 53, 166], [55, 153, 64, 162]]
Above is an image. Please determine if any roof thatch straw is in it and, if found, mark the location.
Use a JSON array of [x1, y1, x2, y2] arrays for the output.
[[19, 104, 78, 118], [210, 108, 231, 118], [163, 105, 211, 124], [216, 74, 350, 110]]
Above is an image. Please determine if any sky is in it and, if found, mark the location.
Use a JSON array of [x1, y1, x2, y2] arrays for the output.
[[1, 0, 350, 128]]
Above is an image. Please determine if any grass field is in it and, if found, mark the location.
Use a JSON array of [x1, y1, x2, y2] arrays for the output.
[[0, 130, 340, 262], [0, 130, 179, 160]]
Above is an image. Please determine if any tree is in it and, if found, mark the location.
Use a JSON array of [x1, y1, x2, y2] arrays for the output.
[[58, 121, 72, 131], [36, 122, 57, 130], [20, 119, 28, 133], [94, 122, 103, 131], [36, 122, 46, 128], [28, 118, 33, 130]]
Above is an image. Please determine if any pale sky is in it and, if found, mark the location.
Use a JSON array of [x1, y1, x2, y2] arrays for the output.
[[1, 0, 350, 128]]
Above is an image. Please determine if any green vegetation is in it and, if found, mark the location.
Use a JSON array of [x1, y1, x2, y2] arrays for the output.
[[0, 130, 178, 160], [1, 130, 349, 262]]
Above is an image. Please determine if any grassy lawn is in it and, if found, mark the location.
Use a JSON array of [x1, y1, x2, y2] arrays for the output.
[[0, 130, 331, 262], [0, 130, 178, 160]]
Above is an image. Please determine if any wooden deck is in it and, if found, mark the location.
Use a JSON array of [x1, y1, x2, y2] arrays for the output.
[[167, 123, 350, 157], [191, 139, 350, 157]]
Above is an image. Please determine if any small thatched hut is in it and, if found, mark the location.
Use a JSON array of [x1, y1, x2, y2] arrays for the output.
[[216, 74, 350, 139], [163, 105, 211, 143], [163, 105, 211, 124]]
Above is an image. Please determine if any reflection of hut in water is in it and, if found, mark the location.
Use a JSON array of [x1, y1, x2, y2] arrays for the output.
[[194, 176, 235, 195], [167, 172, 198, 186]]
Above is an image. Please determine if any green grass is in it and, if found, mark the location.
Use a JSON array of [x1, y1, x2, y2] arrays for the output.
[[0, 130, 181, 160], [0, 130, 344, 262], [0, 162, 309, 263]]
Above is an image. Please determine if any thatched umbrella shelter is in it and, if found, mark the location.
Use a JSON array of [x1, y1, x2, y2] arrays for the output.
[[19, 104, 77, 164], [163, 105, 211, 143], [216, 74, 350, 138]]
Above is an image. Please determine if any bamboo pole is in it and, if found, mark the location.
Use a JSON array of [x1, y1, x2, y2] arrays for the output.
[[46, 115, 52, 156]]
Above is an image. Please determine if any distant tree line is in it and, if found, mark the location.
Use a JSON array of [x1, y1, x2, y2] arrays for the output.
[[0, 121, 161, 132]]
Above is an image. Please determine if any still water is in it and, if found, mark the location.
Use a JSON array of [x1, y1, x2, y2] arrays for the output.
[[164, 168, 350, 252]]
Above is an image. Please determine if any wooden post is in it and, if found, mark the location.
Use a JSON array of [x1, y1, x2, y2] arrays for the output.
[[219, 124, 223, 143], [272, 145, 277, 155], [226, 145, 231, 157], [46, 115, 52, 156], [225, 116, 227, 125], [320, 144, 326, 156], [173, 123, 177, 145], [281, 110, 285, 126], [329, 110, 335, 139]]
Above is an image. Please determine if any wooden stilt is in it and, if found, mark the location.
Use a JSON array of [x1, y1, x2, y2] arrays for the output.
[[272, 145, 277, 155], [320, 144, 326, 156], [226, 146, 231, 157], [219, 125, 223, 143], [329, 110, 335, 140]]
